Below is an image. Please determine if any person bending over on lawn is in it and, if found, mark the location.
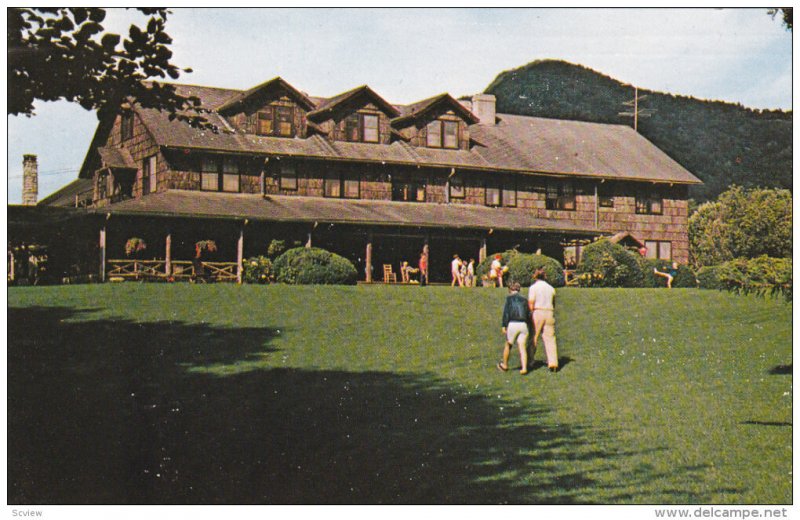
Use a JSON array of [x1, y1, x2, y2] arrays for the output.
[[653, 261, 679, 289], [529, 269, 559, 372], [498, 281, 531, 375]]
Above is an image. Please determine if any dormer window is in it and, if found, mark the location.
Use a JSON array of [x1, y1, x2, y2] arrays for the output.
[[257, 106, 294, 137], [426, 120, 459, 149], [344, 113, 380, 143]]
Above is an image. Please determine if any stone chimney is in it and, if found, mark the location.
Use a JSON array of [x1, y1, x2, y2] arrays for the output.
[[22, 154, 38, 206], [471, 94, 496, 125]]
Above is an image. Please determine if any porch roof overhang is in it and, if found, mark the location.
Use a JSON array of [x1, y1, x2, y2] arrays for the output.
[[91, 190, 602, 235]]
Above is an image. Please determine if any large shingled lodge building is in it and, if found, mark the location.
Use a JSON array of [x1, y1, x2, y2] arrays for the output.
[[37, 76, 701, 283]]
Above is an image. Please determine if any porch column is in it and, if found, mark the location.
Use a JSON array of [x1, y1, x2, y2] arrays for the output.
[[99, 225, 107, 282], [8, 250, 14, 282], [365, 233, 373, 283], [479, 238, 487, 263], [165, 233, 172, 277], [594, 184, 599, 229], [236, 227, 244, 284], [306, 233, 312, 248]]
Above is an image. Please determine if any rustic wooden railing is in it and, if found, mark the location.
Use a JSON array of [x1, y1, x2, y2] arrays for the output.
[[107, 259, 238, 283], [107, 260, 167, 281]]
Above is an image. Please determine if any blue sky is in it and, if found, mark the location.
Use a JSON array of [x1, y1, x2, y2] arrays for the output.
[[6, 7, 793, 203]]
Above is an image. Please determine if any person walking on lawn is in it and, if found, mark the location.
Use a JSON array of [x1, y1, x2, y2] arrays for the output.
[[498, 281, 531, 375], [529, 268, 559, 372]]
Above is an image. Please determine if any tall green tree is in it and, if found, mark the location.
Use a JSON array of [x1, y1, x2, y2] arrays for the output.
[[8, 8, 206, 126], [689, 186, 792, 267]]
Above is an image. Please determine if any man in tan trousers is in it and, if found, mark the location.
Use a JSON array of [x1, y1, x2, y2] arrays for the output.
[[528, 269, 559, 372]]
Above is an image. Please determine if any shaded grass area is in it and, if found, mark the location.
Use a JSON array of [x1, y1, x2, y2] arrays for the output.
[[7, 284, 792, 504]]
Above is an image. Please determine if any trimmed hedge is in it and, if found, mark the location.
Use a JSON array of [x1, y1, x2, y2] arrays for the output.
[[507, 252, 565, 287], [273, 247, 358, 285], [696, 265, 722, 290], [242, 256, 273, 284], [715, 256, 792, 301], [576, 239, 644, 288]]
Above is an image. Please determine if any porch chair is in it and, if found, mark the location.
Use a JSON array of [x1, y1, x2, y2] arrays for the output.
[[383, 264, 397, 284]]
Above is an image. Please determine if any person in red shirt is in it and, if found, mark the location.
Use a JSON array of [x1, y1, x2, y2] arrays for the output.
[[419, 252, 429, 286]]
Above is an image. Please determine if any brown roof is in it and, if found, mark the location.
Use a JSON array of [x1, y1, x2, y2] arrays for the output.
[[38, 178, 94, 207], [84, 80, 701, 186], [98, 146, 137, 170], [306, 85, 401, 120], [393, 93, 480, 126], [216, 77, 316, 113], [95, 190, 600, 234]]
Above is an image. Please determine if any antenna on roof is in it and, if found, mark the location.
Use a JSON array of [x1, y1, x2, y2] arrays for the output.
[[618, 85, 656, 132]]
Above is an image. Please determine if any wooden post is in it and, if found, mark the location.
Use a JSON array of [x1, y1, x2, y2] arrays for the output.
[[365, 233, 373, 283], [236, 227, 244, 284], [306, 232, 312, 248], [479, 238, 487, 263], [99, 226, 107, 282], [165, 233, 172, 277], [8, 250, 15, 282], [594, 184, 599, 230]]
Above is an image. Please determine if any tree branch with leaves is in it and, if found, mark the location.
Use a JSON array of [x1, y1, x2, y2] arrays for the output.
[[8, 7, 210, 127]]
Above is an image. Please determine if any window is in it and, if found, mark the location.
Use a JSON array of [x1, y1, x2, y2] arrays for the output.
[[449, 176, 465, 199], [324, 172, 341, 198], [546, 181, 576, 210], [343, 174, 360, 199], [645, 240, 672, 260], [324, 172, 360, 198], [344, 113, 380, 143], [485, 181, 501, 206], [276, 106, 294, 137], [362, 114, 379, 143], [502, 178, 517, 207], [426, 120, 460, 149], [142, 156, 157, 195], [598, 184, 614, 208], [201, 156, 240, 192], [257, 108, 274, 136], [279, 162, 297, 190], [392, 177, 426, 202], [636, 191, 663, 215], [121, 112, 134, 141], [443, 121, 458, 149], [256, 105, 294, 137]]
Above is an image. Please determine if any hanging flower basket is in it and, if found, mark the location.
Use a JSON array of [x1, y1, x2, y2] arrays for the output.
[[195, 240, 218, 258], [125, 237, 147, 257]]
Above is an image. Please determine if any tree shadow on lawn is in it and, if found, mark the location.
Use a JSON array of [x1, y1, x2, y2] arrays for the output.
[[8, 306, 731, 505]]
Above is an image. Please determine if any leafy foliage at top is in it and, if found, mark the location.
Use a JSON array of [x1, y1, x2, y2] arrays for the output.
[[8, 7, 208, 127], [688, 186, 792, 267], [484, 60, 791, 202]]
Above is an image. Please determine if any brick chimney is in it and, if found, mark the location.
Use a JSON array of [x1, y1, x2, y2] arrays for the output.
[[471, 94, 496, 125], [22, 154, 38, 206]]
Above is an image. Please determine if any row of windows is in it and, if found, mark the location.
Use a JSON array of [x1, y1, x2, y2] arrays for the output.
[[195, 162, 665, 214]]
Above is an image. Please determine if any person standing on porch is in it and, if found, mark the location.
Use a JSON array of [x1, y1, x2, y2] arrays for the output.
[[529, 269, 559, 372], [418, 251, 428, 287], [451, 254, 464, 287]]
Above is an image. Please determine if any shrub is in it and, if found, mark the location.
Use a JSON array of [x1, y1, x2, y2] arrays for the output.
[[506, 253, 565, 288], [715, 256, 792, 301], [696, 265, 722, 290], [242, 256, 273, 284], [273, 247, 357, 285], [576, 239, 644, 288], [638, 258, 697, 288]]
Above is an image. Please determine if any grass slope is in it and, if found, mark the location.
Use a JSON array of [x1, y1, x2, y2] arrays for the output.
[[8, 284, 792, 504]]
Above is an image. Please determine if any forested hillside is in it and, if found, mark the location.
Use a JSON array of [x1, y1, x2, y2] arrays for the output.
[[484, 60, 792, 202]]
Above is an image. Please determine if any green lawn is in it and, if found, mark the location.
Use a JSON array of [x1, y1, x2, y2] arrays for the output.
[[7, 284, 792, 504]]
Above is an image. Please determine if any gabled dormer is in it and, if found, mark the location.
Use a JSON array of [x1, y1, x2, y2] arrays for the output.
[[391, 93, 479, 151], [306, 85, 400, 145], [217, 77, 316, 138]]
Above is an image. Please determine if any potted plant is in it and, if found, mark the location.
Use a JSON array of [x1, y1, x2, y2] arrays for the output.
[[125, 237, 147, 257]]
